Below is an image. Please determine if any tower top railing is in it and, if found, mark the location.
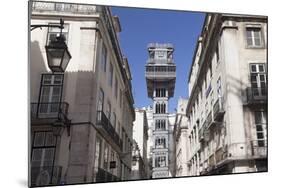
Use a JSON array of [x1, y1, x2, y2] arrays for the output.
[[147, 43, 174, 49]]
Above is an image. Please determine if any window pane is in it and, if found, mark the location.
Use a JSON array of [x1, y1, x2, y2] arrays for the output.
[[43, 148, 55, 166], [43, 75, 52, 84], [45, 132, 56, 146], [250, 75, 257, 82], [34, 132, 45, 147], [257, 132, 264, 139], [251, 65, 257, 72], [54, 75, 63, 85], [31, 149, 43, 167], [259, 65, 265, 72], [256, 125, 263, 132], [254, 38, 261, 46]]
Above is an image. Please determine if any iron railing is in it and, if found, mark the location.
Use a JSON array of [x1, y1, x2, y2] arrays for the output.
[[145, 65, 176, 78], [31, 166, 62, 186], [31, 102, 69, 120], [32, 1, 98, 14], [95, 168, 120, 182], [213, 97, 225, 121], [246, 87, 267, 104], [96, 111, 123, 150]]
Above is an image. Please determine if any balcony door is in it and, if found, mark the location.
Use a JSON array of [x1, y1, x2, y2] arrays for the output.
[[38, 74, 63, 118], [250, 64, 267, 98], [31, 131, 57, 185]]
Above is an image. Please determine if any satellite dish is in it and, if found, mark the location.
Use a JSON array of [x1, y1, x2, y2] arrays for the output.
[[36, 169, 50, 186]]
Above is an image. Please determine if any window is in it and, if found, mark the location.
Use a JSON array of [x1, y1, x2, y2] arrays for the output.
[[31, 131, 56, 167], [254, 111, 267, 147], [246, 27, 263, 47], [97, 88, 104, 112], [103, 144, 109, 170], [110, 151, 115, 173], [47, 23, 69, 45], [155, 119, 166, 130], [155, 102, 166, 114], [94, 137, 102, 173], [38, 74, 63, 117], [250, 64, 267, 97], [155, 88, 166, 97], [108, 63, 113, 87], [114, 77, 118, 99], [155, 137, 166, 148], [106, 102, 111, 120], [155, 156, 166, 167], [101, 43, 107, 72]]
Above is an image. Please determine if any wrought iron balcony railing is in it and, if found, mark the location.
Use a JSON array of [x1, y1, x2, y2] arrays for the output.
[[31, 102, 69, 121], [96, 111, 123, 150], [31, 166, 62, 186], [213, 97, 225, 121], [95, 168, 120, 183], [245, 87, 267, 105], [145, 65, 176, 78], [32, 1, 98, 14]]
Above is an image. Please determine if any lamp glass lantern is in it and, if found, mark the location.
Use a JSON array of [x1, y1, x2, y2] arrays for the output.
[[45, 35, 71, 72]]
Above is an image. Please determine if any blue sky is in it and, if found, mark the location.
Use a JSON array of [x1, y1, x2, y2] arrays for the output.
[[111, 6, 205, 113]]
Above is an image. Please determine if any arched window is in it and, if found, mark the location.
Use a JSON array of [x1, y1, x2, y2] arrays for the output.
[[155, 103, 160, 114], [160, 103, 166, 113]]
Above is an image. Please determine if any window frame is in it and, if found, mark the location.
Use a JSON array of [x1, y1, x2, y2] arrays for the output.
[[245, 24, 265, 48]]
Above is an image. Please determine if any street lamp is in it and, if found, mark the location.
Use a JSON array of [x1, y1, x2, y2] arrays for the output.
[[31, 19, 72, 72]]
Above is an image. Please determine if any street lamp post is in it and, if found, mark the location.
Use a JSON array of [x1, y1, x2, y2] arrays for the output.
[[31, 18, 72, 72]]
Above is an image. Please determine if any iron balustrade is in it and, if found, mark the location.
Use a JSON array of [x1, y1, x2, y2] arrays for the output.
[[95, 168, 120, 182], [146, 58, 174, 64], [31, 102, 69, 120], [145, 65, 176, 78], [32, 1, 98, 14], [31, 165, 62, 186], [96, 111, 123, 150], [213, 97, 225, 121], [246, 87, 267, 104]]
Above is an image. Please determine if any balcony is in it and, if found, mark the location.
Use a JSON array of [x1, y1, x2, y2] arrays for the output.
[[95, 168, 120, 183], [251, 140, 267, 158], [32, 1, 98, 15], [145, 65, 176, 79], [96, 111, 123, 151], [31, 166, 62, 186], [245, 87, 267, 105], [31, 102, 70, 125], [213, 97, 225, 121]]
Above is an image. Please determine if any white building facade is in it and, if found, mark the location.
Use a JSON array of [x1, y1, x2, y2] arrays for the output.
[[30, 1, 135, 186], [185, 14, 267, 176], [132, 108, 149, 179], [173, 98, 189, 177]]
